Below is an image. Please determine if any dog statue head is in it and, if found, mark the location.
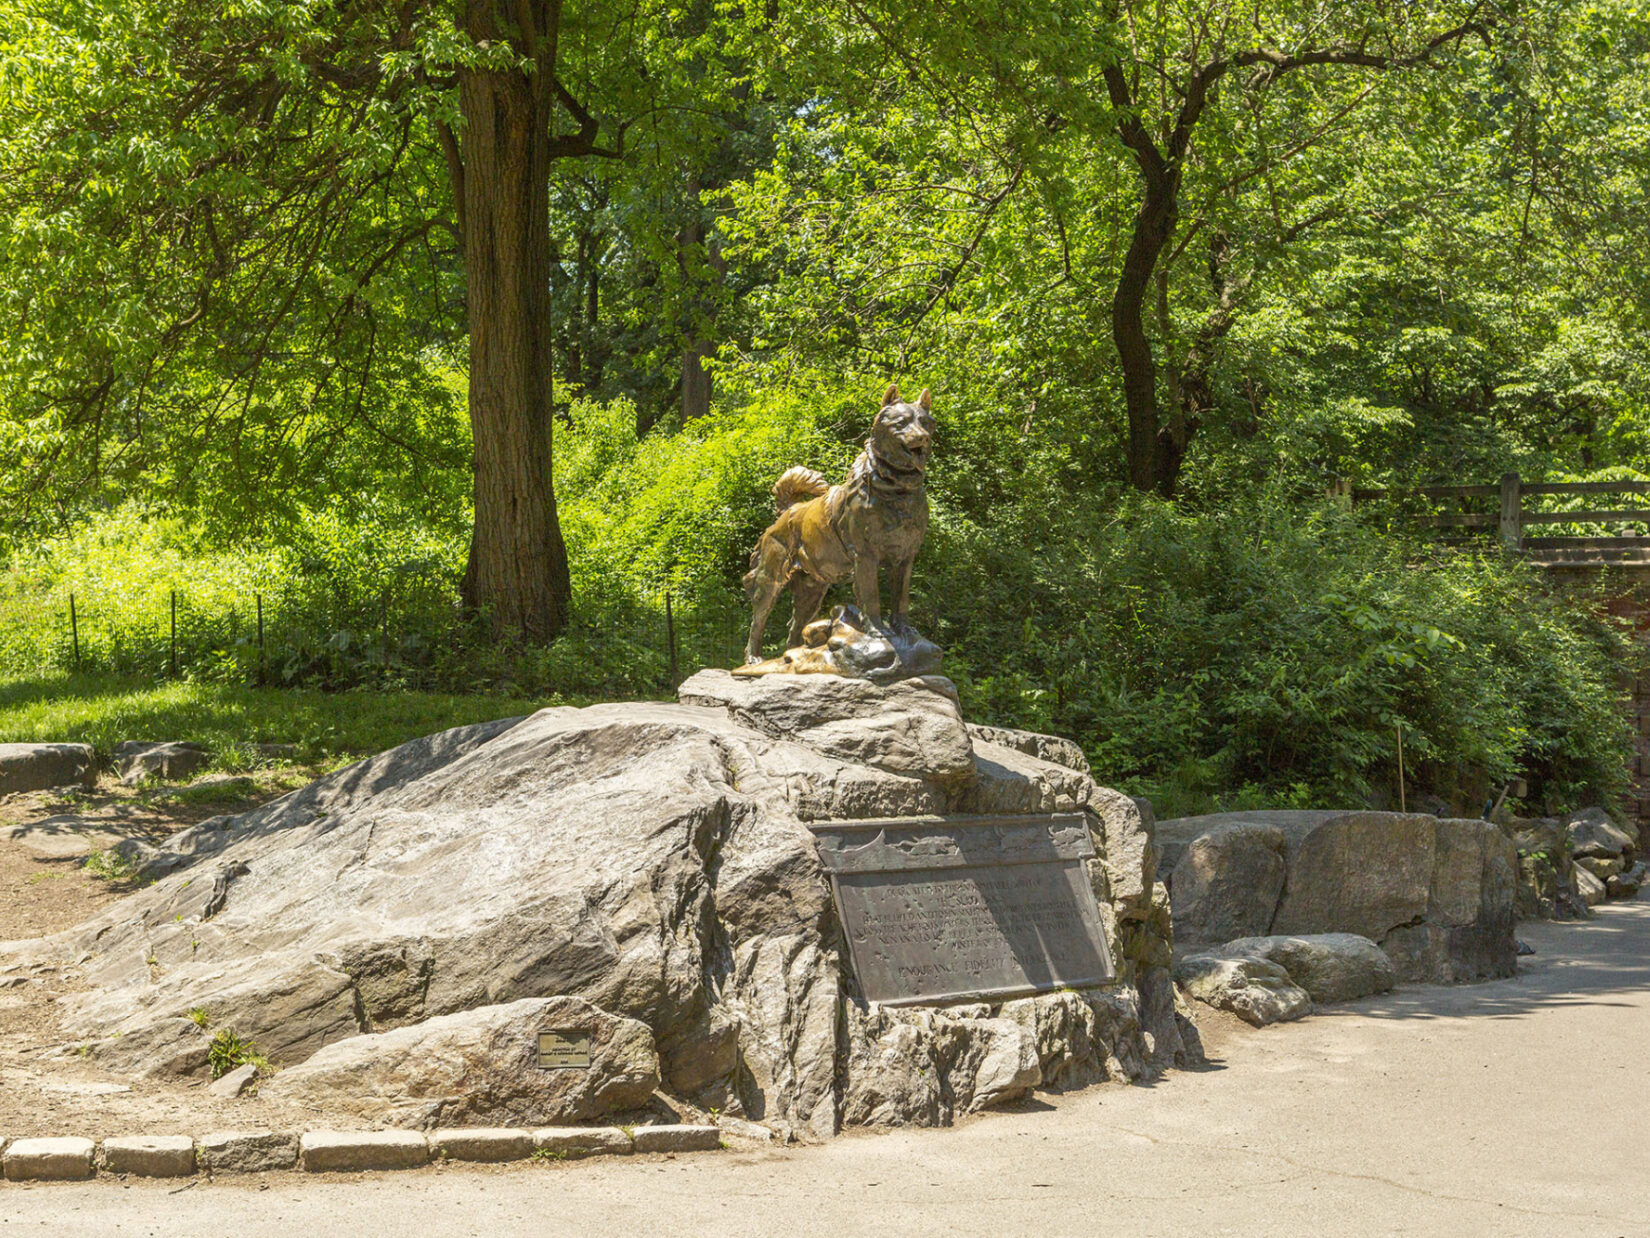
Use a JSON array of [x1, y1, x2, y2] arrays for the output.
[[871, 384, 935, 473]]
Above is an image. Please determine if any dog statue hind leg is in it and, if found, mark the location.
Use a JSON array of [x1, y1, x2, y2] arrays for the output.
[[742, 535, 792, 663], [888, 556, 916, 633]]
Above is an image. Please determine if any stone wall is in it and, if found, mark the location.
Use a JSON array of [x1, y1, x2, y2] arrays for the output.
[[1158, 810, 1518, 983]]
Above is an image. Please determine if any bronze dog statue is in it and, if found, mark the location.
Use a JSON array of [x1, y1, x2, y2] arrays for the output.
[[743, 384, 935, 664]]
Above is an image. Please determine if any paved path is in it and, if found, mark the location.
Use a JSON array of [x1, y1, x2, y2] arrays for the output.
[[7, 904, 1650, 1238]]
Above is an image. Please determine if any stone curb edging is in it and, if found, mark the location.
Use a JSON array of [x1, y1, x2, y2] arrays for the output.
[[0, 1125, 724, 1182]]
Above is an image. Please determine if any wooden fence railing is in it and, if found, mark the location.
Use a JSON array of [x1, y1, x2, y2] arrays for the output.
[[1339, 474, 1650, 566]]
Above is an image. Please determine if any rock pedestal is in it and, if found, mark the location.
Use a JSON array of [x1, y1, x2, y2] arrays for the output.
[[1, 671, 1182, 1137]]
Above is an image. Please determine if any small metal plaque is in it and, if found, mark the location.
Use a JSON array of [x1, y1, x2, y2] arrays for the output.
[[809, 814, 1114, 1006], [536, 1030, 591, 1070]]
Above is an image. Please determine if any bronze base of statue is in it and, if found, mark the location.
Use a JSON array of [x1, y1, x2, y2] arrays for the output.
[[733, 604, 941, 685]]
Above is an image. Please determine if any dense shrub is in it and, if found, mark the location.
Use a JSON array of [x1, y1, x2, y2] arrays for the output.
[[0, 388, 1634, 818]]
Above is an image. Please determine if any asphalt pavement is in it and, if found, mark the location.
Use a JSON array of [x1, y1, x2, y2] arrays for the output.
[[4, 903, 1648, 1238]]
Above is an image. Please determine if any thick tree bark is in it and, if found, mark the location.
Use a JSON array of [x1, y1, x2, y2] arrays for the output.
[[681, 337, 713, 421], [584, 238, 603, 388], [454, 0, 572, 639], [1112, 171, 1178, 493], [678, 179, 724, 422]]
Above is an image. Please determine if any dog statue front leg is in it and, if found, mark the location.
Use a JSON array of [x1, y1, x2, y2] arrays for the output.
[[852, 554, 883, 628], [889, 557, 916, 632]]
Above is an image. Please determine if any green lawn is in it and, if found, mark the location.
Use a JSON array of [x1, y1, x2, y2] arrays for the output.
[[0, 673, 575, 769]]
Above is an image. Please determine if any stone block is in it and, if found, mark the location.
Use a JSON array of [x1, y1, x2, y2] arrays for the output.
[[630, 1124, 721, 1154], [102, 1135, 196, 1177], [1169, 823, 1287, 946], [0, 743, 95, 795], [4, 1137, 97, 1181], [195, 1130, 299, 1173], [209, 1062, 258, 1098], [117, 741, 211, 785], [430, 1128, 533, 1163], [1219, 933, 1396, 1004], [532, 1127, 634, 1158], [298, 1130, 428, 1173], [1174, 954, 1312, 1027]]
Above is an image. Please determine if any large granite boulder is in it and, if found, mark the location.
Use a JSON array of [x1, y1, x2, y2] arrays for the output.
[[0, 743, 95, 795], [1, 672, 1176, 1138], [1566, 808, 1636, 864], [1159, 810, 1517, 983], [1167, 822, 1288, 947], [1275, 813, 1516, 983]]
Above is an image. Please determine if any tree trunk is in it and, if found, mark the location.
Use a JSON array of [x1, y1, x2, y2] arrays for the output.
[[678, 186, 712, 421], [455, 0, 572, 639], [681, 337, 713, 421], [1112, 171, 1177, 494], [678, 176, 729, 422], [584, 240, 603, 389]]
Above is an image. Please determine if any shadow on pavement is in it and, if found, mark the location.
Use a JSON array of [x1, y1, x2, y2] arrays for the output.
[[1314, 900, 1650, 1023]]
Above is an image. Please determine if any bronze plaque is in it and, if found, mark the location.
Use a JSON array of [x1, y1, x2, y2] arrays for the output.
[[809, 814, 1114, 1006], [536, 1030, 591, 1070]]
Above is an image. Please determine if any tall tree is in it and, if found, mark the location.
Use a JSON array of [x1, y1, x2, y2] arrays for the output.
[[1095, 1, 1493, 494], [0, 0, 655, 638], [443, 0, 625, 634]]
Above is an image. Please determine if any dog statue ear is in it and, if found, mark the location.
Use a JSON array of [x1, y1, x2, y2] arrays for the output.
[[881, 383, 900, 407], [917, 388, 932, 411]]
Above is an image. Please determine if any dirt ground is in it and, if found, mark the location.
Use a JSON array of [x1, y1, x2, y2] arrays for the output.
[[0, 773, 368, 1138]]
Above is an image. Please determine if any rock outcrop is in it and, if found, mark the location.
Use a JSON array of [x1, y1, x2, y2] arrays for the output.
[[263, 997, 659, 1128], [1159, 810, 1517, 982], [2, 672, 1179, 1137], [1502, 816, 1587, 920]]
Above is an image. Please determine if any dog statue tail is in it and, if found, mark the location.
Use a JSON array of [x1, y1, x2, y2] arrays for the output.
[[771, 466, 829, 513]]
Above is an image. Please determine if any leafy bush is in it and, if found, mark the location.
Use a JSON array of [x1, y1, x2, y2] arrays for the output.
[[0, 388, 1634, 819], [924, 493, 1634, 817], [206, 1028, 265, 1079]]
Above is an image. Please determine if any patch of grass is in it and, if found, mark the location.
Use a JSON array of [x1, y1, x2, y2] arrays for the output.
[[187, 1007, 211, 1028], [207, 1027, 268, 1079], [84, 848, 141, 881], [531, 1147, 568, 1162], [0, 672, 562, 767], [25, 871, 67, 884]]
